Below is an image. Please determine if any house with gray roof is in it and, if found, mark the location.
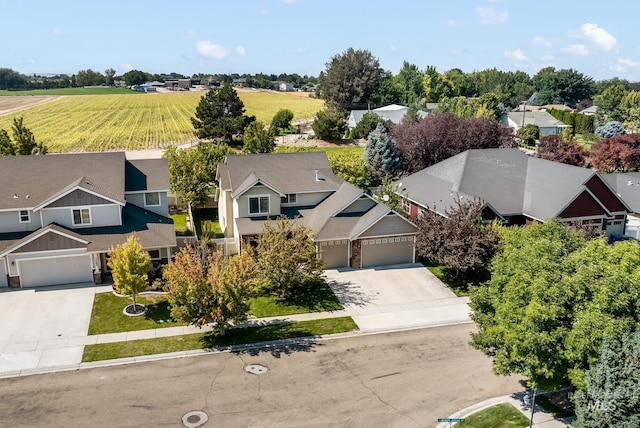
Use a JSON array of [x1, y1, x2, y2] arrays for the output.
[[397, 148, 631, 238], [0, 152, 176, 288], [601, 172, 640, 239], [505, 111, 570, 136], [215, 152, 417, 269], [347, 104, 428, 130]]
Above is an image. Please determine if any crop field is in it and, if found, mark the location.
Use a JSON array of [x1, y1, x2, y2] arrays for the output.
[[0, 90, 324, 152]]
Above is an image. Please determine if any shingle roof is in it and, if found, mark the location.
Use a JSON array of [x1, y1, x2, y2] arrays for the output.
[[125, 158, 170, 192], [401, 148, 601, 220], [601, 172, 640, 214], [507, 111, 569, 129], [0, 152, 126, 210], [217, 152, 343, 194]]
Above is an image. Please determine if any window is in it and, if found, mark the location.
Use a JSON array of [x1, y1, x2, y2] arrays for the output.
[[144, 192, 160, 207], [19, 210, 30, 223], [72, 208, 91, 225], [249, 196, 269, 214], [280, 193, 297, 204], [148, 250, 160, 259]]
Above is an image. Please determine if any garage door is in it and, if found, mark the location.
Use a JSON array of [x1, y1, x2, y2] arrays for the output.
[[0, 259, 6, 287], [319, 240, 349, 268], [19, 255, 93, 287], [360, 236, 414, 268]]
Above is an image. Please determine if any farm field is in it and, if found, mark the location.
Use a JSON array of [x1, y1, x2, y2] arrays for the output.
[[0, 90, 324, 152]]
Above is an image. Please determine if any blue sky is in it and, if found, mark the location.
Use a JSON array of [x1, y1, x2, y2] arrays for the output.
[[2, 0, 639, 81]]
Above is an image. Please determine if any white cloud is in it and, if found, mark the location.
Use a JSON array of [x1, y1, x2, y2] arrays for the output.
[[611, 58, 640, 73], [561, 44, 590, 56], [121, 63, 134, 72], [568, 23, 616, 51], [196, 40, 229, 59], [531, 36, 552, 47], [51, 27, 63, 36], [236, 45, 247, 56], [475, 7, 508, 25], [505, 48, 528, 61], [390, 45, 397, 53], [541, 55, 554, 62]]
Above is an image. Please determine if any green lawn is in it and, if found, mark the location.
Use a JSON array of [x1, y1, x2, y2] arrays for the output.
[[192, 208, 223, 238], [249, 281, 343, 317], [457, 403, 529, 427], [276, 144, 365, 158], [82, 317, 358, 362], [87, 293, 184, 335], [170, 213, 190, 234], [423, 261, 476, 297]]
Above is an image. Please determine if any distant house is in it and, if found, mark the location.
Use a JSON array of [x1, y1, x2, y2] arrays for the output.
[[216, 152, 417, 269], [347, 104, 428, 129], [505, 111, 570, 136], [164, 79, 191, 90], [274, 81, 294, 91], [232, 78, 247, 87], [580, 105, 598, 115], [397, 148, 631, 238]]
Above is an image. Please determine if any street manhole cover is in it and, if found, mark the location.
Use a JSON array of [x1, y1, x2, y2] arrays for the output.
[[245, 364, 268, 375], [182, 410, 208, 427]]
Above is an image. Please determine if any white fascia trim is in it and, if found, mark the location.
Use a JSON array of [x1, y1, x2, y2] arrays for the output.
[[0, 228, 90, 258], [34, 186, 124, 212], [125, 189, 170, 195]]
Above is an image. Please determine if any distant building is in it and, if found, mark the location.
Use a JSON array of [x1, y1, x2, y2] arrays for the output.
[[347, 104, 428, 129], [505, 111, 570, 136]]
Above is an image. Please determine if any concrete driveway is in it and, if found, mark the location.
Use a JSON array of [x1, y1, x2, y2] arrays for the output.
[[324, 263, 471, 332], [0, 283, 111, 375]]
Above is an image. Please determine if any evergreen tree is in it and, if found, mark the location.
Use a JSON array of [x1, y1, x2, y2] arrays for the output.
[[191, 83, 255, 143], [363, 123, 402, 182], [312, 108, 346, 140], [11, 116, 47, 155]]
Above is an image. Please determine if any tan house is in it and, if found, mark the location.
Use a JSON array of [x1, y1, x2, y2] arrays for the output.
[[215, 152, 417, 269], [0, 153, 176, 288]]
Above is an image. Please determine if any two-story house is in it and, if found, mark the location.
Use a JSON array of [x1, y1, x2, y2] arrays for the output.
[[215, 152, 418, 269], [0, 152, 176, 288]]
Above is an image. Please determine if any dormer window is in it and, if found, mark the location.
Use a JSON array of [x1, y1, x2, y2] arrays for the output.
[[249, 196, 269, 215], [280, 193, 297, 204], [19, 210, 31, 223], [144, 192, 160, 207]]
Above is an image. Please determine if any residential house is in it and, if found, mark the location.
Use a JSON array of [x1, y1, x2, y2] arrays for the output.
[[0, 153, 176, 288], [505, 111, 570, 136], [601, 172, 640, 239], [215, 152, 417, 269], [397, 148, 630, 238], [274, 81, 294, 91], [580, 105, 598, 115], [347, 104, 428, 129]]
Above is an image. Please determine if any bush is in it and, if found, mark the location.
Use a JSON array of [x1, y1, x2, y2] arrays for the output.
[[312, 108, 346, 140], [595, 121, 625, 139]]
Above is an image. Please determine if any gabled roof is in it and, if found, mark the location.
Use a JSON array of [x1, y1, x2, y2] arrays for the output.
[[601, 172, 640, 213], [348, 104, 428, 128], [0, 224, 89, 258], [125, 158, 170, 192], [401, 148, 626, 221], [217, 152, 343, 195], [0, 152, 126, 210], [507, 111, 569, 129]]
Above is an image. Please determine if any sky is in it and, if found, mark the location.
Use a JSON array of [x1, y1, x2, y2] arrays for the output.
[[2, 0, 640, 82]]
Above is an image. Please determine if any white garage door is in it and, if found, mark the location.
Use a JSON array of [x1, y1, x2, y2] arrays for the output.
[[361, 236, 414, 268], [19, 255, 93, 288]]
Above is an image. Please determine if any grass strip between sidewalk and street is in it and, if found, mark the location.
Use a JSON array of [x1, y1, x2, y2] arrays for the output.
[[82, 317, 358, 362], [456, 403, 529, 427]]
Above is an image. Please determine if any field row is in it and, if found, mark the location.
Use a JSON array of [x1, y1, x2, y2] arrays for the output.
[[0, 91, 324, 152]]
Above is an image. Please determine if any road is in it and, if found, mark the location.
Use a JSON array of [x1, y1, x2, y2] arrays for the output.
[[0, 324, 523, 427]]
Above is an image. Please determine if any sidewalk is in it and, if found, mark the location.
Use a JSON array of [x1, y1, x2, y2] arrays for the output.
[[435, 394, 576, 428]]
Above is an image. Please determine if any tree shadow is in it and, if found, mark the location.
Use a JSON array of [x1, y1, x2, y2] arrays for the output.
[[144, 300, 175, 324], [283, 278, 343, 311], [325, 277, 373, 307]]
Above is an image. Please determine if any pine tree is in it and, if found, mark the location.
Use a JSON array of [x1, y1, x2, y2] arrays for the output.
[[363, 122, 403, 183]]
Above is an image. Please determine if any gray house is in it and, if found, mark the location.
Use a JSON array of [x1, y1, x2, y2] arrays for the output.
[[347, 104, 428, 129], [505, 111, 570, 136], [216, 152, 417, 269], [0, 153, 176, 288]]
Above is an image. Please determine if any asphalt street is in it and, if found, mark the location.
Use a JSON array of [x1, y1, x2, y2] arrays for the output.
[[0, 324, 523, 428]]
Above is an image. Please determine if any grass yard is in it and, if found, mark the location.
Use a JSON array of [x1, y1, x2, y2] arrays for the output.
[[422, 261, 480, 297], [0, 91, 324, 152], [82, 316, 358, 362], [249, 280, 343, 317], [192, 208, 223, 238], [87, 292, 184, 335], [276, 144, 365, 158], [170, 213, 189, 234], [456, 403, 529, 427]]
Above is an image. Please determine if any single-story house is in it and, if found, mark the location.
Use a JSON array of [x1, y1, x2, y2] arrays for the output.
[[397, 148, 631, 238], [505, 111, 570, 136], [215, 152, 418, 269], [348, 104, 428, 129], [0, 152, 176, 288]]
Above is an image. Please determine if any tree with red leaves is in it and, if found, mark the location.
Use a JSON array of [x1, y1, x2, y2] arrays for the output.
[[536, 135, 587, 167], [590, 134, 640, 172]]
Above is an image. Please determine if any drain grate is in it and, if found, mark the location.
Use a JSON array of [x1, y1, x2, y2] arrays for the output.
[[182, 410, 208, 427], [245, 364, 268, 375]]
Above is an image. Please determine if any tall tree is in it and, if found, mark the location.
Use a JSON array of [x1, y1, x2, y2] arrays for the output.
[[363, 122, 403, 182], [242, 120, 275, 153], [11, 116, 47, 155], [312, 108, 346, 140], [594, 84, 627, 124], [619, 90, 640, 133], [108, 234, 152, 312], [320, 48, 382, 112], [397, 62, 425, 104], [327, 152, 371, 189], [163, 244, 256, 335], [191, 83, 255, 143], [270, 108, 294, 134], [104, 68, 116, 86], [123, 69, 148, 86], [0, 129, 15, 155], [256, 218, 324, 298], [573, 332, 640, 428], [422, 65, 456, 102], [370, 70, 403, 106]]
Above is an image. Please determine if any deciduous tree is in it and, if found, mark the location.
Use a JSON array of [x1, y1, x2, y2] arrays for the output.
[[320, 48, 382, 112], [108, 234, 152, 312], [270, 108, 294, 134], [363, 122, 402, 182], [191, 83, 255, 143], [536, 135, 586, 167], [517, 124, 539, 146], [312, 108, 346, 140], [255, 218, 324, 298], [243, 120, 275, 153], [327, 152, 371, 189]]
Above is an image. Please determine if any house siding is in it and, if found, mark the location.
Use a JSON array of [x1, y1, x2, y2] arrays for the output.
[[559, 191, 608, 218], [341, 198, 376, 214], [359, 215, 417, 238], [41, 204, 121, 229], [295, 191, 333, 207], [237, 186, 280, 217], [14, 233, 86, 253], [0, 210, 40, 233], [47, 189, 113, 207], [124, 192, 169, 216], [585, 176, 628, 213]]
